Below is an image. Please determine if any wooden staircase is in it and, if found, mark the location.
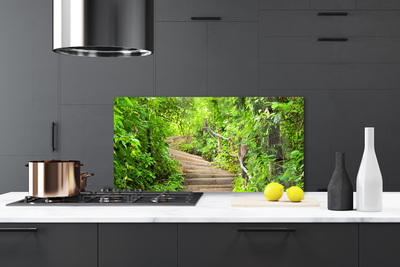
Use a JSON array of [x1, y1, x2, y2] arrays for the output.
[[168, 148, 235, 192]]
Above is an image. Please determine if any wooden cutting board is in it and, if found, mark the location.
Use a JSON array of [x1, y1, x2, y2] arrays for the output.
[[230, 196, 320, 207]]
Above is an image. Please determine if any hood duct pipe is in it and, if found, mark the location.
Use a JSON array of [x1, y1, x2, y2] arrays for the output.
[[53, 0, 154, 57]]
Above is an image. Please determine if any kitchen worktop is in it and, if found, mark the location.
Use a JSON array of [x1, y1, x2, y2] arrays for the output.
[[1, 192, 400, 223]]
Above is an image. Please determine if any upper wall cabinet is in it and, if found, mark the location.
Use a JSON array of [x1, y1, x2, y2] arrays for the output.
[[356, 0, 400, 10], [260, 0, 310, 10], [260, 0, 356, 10], [156, 0, 258, 21], [311, 0, 356, 10], [260, 11, 400, 37], [0, 0, 57, 156], [155, 0, 259, 97]]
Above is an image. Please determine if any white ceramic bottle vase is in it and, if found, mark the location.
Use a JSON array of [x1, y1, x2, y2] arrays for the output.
[[356, 127, 383, 212]]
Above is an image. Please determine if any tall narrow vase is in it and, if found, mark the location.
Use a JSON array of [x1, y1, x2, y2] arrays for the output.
[[328, 152, 353, 211], [356, 127, 383, 212]]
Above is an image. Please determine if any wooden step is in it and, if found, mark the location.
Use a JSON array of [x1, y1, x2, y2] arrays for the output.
[[187, 171, 235, 176], [169, 148, 203, 160], [174, 160, 211, 167], [184, 184, 234, 191], [185, 173, 236, 179], [183, 185, 234, 192], [169, 154, 206, 164], [184, 177, 234, 185]]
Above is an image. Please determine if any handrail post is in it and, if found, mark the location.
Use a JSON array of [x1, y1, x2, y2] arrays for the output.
[[230, 132, 234, 153], [218, 127, 221, 150]]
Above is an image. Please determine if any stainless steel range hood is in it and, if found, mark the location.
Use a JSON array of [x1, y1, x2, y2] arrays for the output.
[[53, 0, 154, 57]]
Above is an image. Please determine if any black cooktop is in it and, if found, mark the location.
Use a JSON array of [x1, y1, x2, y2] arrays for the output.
[[6, 189, 203, 206]]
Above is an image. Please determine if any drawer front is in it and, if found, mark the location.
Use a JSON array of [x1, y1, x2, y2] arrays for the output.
[[260, 37, 400, 63], [260, 0, 310, 10], [178, 223, 358, 267], [156, 0, 258, 21], [357, 0, 400, 10], [260, 11, 400, 36], [360, 224, 400, 267], [0, 224, 97, 267], [311, 0, 356, 10], [99, 224, 177, 267], [260, 63, 400, 90]]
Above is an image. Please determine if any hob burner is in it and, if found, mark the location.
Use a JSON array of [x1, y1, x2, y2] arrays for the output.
[[7, 189, 203, 206]]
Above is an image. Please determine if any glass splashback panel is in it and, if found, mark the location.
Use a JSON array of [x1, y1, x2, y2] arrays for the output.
[[114, 97, 304, 192]]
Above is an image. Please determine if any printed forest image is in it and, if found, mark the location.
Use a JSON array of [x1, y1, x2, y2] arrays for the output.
[[114, 97, 304, 192]]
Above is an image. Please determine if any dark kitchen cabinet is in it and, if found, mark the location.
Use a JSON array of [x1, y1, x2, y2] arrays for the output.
[[155, 0, 258, 97], [178, 223, 358, 267], [99, 224, 178, 267], [259, 9, 400, 90], [155, 22, 207, 96], [357, 0, 400, 10], [0, 0, 58, 193], [310, 0, 356, 10], [0, 223, 97, 267], [359, 223, 400, 267]]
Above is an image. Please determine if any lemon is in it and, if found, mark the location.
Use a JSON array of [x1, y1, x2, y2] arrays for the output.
[[264, 182, 284, 201], [286, 186, 304, 202]]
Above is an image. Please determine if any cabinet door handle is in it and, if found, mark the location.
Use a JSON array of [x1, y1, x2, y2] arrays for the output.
[[52, 122, 56, 152], [0, 228, 38, 232], [318, 12, 348, 16], [191, 17, 221, 20], [237, 228, 296, 232], [318, 38, 348, 42]]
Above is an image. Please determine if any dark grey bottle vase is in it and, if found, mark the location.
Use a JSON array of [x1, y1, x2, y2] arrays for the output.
[[328, 152, 354, 211]]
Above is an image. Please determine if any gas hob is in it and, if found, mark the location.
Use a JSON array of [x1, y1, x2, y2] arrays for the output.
[[6, 189, 203, 206]]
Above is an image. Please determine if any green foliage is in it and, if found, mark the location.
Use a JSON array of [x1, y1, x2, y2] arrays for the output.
[[114, 97, 185, 191], [114, 97, 304, 192], [167, 97, 304, 192]]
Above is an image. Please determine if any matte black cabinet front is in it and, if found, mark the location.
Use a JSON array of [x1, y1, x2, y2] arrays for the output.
[[0, 223, 97, 267], [359, 223, 400, 267], [155, 0, 259, 97], [99, 223, 178, 267], [0, 0, 58, 193], [178, 223, 358, 267]]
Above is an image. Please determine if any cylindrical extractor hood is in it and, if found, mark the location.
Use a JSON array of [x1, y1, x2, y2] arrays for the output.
[[53, 0, 154, 57]]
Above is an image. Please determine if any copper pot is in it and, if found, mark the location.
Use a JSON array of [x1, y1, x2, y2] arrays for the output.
[[26, 160, 90, 198]]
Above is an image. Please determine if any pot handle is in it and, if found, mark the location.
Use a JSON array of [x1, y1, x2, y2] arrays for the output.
[[25, 164, 28, 167], [81, 172, 94, 179]]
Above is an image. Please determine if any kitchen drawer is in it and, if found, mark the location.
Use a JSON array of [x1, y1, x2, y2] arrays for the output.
[[99, 224, 177, 267], [260, 63, 400, 90], [357, 0, 400, 10], [260, 37, 400, 63], [0, 223, 97, 267], [178, 223, 358, 267], [260, 11, 400, 36], [359, 224, 400, 267], [156, 0, 258, 21], [259, 0, 310, 10], [311, 0, 356, 10]]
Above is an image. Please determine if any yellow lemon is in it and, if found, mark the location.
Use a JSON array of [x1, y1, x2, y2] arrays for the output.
[[264, 183, 284, 201], [286, 186, 304, 202]]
